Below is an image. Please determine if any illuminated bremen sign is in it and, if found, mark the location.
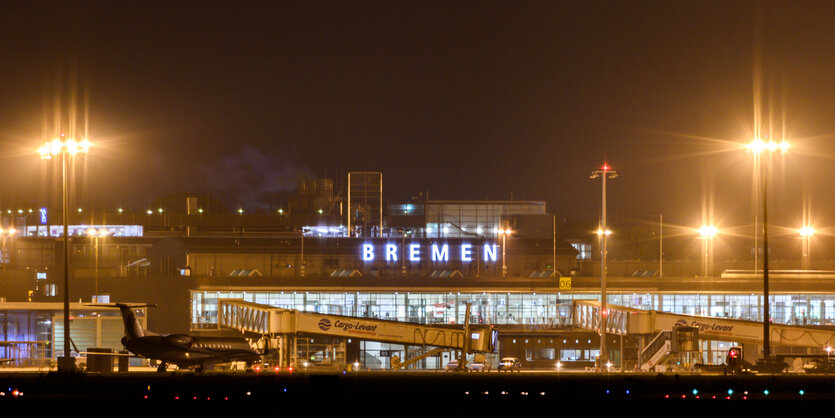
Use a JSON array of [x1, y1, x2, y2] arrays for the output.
[[361, 243, 498, 263]]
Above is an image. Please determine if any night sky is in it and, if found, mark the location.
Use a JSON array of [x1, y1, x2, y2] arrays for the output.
[[2, 1, 835, 247]]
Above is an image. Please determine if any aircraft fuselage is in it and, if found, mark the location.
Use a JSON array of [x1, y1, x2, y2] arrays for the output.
[[123, 334, 261, 367]]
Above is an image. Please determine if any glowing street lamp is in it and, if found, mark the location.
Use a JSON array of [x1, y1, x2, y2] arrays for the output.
[[699, 225, 718, 277], [40, 134, 90, 374], [746, 138, 788, 368], [591, 163, 617, 371], [746, 139, 789, 155], [699, 225, 718, 237], [800, 226, 815, 270]]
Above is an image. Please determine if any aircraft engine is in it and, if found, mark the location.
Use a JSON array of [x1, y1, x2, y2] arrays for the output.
[[163, 334, 195, 350]]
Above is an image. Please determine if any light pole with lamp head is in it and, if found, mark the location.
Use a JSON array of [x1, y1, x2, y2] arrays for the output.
[[40, 135, 90, 373], [658, 214, 663, 279], [799, 226, 814, 270], [499, 228, 512, 278], [88, 227, 110, 301], [591, 163, 617, 370], [699, 225, 718, 277], [746, 138, 788, 371]]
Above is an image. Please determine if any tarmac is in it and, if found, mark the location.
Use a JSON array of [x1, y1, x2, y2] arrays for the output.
[[1, 368, 834, 408]]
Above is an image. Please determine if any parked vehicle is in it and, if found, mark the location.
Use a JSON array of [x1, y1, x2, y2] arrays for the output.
[[471, 354, 490, 372], [498, 357, 521, 372], [469, 360, 490, 372], [446, 357, 491, 372]]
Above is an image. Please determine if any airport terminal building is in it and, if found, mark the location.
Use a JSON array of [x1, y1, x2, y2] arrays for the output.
[[2, 186, 835, 370]]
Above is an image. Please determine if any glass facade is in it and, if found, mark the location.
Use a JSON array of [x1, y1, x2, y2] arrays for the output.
[[425, 202, 545, 238], [191, 290, 835, 328], [0, 306, 139, 366], [0, 310, 52, 367], [25, 224, 144, 237]]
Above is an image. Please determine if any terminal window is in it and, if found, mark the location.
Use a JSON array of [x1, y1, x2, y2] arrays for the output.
[[571, 243, 591, 260], [526, 348, 556, 361], [560, 349, 599, 361]]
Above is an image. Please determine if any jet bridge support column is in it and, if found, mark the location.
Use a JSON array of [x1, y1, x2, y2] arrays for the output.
[[278, 334, 289, 368]]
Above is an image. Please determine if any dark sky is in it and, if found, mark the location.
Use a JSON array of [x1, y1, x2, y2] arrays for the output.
[[2, 1, 835, 242]]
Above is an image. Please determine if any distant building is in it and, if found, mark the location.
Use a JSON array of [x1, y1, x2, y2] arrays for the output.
[[389, 200, 547, 239]]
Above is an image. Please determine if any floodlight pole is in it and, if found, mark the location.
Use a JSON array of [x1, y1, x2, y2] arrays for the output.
[[591, 164, 617, 370], [761, 155, 771, 359], [501, 231, 507, 278], [746, 138, 788, 371], [659, 214, 663, 278], [300, 229, 305, 277], [59, 145, 74, 373]]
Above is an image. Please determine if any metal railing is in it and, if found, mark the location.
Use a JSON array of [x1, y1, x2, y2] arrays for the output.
[[639, 330, 671, 366]]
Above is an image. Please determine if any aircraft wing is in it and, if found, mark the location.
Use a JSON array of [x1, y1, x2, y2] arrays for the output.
[[77, 352, 137, 357]]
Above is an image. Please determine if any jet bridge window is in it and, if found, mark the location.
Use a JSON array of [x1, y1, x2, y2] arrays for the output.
[[560, 349, 583, 361]]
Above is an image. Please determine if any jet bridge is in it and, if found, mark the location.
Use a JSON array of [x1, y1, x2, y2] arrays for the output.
[[572, 299, 835, 347], [214, 299, 497, 370], [572, 300, 835, 370]]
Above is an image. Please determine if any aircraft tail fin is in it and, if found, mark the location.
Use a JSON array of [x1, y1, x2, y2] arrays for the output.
[[88, 303, 156, 339]]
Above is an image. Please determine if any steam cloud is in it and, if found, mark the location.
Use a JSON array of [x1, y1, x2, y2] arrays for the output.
[[200, 145, 313, 211]]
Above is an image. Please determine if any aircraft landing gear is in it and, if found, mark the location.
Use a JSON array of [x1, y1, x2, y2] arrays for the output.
[[157, 362, 167, 373], [196, 364, 206, 373]]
